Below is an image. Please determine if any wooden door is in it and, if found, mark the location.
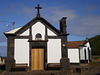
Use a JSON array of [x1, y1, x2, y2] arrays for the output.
[[31, 48, 44, 70]]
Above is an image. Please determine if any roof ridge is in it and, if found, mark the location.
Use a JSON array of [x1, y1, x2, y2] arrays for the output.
[[68, 40, 86, 42]]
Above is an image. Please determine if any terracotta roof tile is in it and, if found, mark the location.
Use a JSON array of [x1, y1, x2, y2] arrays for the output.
[[68, 41, 86, 48]]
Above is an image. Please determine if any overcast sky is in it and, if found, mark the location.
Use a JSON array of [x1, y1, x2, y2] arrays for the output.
[[0, 0, 100, 57]]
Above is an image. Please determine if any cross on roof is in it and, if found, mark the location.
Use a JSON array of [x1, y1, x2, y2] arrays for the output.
[[35, 4, 42, 17]]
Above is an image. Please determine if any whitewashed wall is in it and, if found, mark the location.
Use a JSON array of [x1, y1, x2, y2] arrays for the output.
[[68, 48, 79, 63], [85, 47, 88, 60], [85, 42, 91, 62], [80, 47, 89, 61], [20, 29, 29, 36], [80, 42, 91, 63], [80, 47, 85, 60], [47, 28, 57, 36], [0, 57, 1, 63], [47, 39, 61, 63], [32, 22, 45, 40], [14, 39, 29, 66]]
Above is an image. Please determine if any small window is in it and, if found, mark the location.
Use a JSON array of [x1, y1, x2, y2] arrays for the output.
[[35, 33, 42, 40]]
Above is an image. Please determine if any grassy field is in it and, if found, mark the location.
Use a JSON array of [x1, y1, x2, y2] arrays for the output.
[[89, 55, 100, 66], [89, 35, 100, 55]]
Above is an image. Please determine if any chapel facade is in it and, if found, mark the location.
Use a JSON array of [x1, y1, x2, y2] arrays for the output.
[[4, 4, 70, 71]]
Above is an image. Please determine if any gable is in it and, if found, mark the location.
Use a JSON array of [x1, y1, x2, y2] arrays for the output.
[[47, 28, 57, 36], [31, 21, 57, 40], [15, 17, 61, 35], [4, 17, 61, 37], [20, 28, 29, 36], [84, 42, 90, 47], [32, 22, 45, 40]]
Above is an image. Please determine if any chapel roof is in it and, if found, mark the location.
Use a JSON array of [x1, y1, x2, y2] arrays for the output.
[[67, 40, 86, 48], [4, 17, 61, 35], [4, 27, 22, 34]]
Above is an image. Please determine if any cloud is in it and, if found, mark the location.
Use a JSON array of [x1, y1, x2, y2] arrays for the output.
[[41, 7, 100, 36], [42, 7, 78, 25], [69, 15, 100, 36]]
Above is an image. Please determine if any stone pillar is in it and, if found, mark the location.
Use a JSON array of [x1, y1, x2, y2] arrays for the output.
[[60, 58, 70, 70], [6, 57, 15, 71], [60, 17, 70, 70], [6, 36, 15, 71]]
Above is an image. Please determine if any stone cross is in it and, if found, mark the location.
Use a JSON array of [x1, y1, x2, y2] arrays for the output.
[[35, 4, 42, 17]]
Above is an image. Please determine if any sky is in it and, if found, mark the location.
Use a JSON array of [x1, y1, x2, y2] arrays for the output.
[[0, 0, 100, 57]]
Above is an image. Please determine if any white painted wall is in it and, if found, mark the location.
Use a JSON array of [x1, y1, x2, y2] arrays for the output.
[[85, 42, 91, 57], [14, 39, 29, 66], [68, 48, 79, 63], [32, 22, 45, 40], [80, 47, 89, 61], [47, 39, 61, 63], [85, 42, 91, 62], [86, 47, 89, 60], [80, 47, 85, 60], [80, 42, 91, 63], [47, 28, 57, 36], [0, 57, 1, 64], [20, 28, 29, 36]]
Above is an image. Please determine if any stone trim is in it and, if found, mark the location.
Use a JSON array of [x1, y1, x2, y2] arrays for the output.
[[48, 36, 61, 39], [29, 41, 47, 70], [70, 63, 80, 65], [80, 60, 88, 63], [15, 36, 29, 38]]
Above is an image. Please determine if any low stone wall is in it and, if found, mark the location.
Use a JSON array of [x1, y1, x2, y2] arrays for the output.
[[0, 70, 72, 75], [0, 70, 4, 74], [71, 65, 100, 75]]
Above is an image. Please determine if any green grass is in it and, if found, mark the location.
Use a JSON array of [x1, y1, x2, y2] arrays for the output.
[[89, 61, 100, 66], [89, 35, 100, 55]]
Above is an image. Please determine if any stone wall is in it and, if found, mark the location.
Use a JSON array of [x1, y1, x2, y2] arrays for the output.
[[1, 70, 72, 75], [71, 65, 100, 75]]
